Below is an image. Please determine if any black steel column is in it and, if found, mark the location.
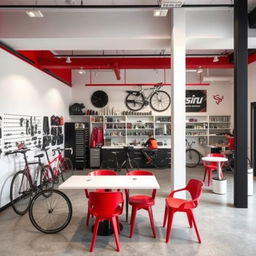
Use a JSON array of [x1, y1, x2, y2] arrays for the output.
[[234, 0, 248, 208]]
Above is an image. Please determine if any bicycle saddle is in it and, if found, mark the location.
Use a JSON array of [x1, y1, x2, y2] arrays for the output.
[[34, 153, 44, 159], [123, 146, 134, 152]]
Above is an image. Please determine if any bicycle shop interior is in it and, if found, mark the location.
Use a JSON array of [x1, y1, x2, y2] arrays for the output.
[[0, 1, 256, 256]]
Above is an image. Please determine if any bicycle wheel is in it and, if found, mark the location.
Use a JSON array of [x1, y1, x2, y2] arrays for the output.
[[125, 92, 145, 111], [59, 157, 74, 182], [29, 189, 72, 234], [150, 90, 171, 112], [10, 170, 32, 215], [100, 159, 118, 171], [125, 159, 140, 172], [186, 149, 201, 168]]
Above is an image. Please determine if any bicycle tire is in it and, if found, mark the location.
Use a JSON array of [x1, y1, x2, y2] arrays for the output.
[[100, 159, 118, 172], [29, 189, 72, 234], [125, 159, 140, 172], [150, 90, 171, 112], [125, 92, 145, 111], [59, 157, 74, 182], [10, 170, 32, 215], [186, 149, 201, 168]]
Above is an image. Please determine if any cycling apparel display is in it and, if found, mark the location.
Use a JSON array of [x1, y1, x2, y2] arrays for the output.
[[90, 127, 104, 147]]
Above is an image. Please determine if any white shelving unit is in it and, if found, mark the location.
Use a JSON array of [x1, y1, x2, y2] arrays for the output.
[[186, 115, 232, 154], [84, 115, 171, 148]]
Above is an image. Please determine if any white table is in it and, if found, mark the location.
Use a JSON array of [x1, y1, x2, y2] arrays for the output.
[[202, 156, 228, 194], [202, 156, 228, 180], [59, 175, 160, 233], [59, 175, 160, 190]]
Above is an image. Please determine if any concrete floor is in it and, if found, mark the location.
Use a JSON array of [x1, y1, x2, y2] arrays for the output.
[[0, 167, 255, 256]]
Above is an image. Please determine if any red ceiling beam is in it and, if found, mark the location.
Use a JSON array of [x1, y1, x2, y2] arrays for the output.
[[38, 56, 233, 69], [113, 62, 121, 80], [1, 47, 71, 86]]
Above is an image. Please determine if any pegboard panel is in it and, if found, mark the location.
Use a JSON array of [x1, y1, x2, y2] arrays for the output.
[[2, 113, 43, 153]]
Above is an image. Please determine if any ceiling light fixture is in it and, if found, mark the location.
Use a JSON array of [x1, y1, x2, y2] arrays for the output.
[[197, 67, 203, 74], [26, 10, 44, 18], [153, 8, 168, 17], [213, 56, 220, 63], [66, 57, 72, 63], [161, 0, 184, 8], [78, 67, 86, 75]]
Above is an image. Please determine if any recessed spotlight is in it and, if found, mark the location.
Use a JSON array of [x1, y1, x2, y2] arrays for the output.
[[26, 10, 44, 18], [78, 68, 86, 75], [197, 68, 203, 74], [66, 57, 72, 63], [161, 0, 184, 8], [213, 56, 219, 63], [153, 8, 168, 17]]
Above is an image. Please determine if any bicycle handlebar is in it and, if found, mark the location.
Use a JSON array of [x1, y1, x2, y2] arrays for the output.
[[5, 148, 30, 156]]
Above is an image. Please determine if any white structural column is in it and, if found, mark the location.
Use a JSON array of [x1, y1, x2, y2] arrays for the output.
[[171, 8, 186, 197]]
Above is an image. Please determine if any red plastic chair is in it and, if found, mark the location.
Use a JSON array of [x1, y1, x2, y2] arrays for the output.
[[85, 170, 117, 226], [88, 192, 124, 252], [202, 153, 225, 186], [125, 170, 157, 238], [163, 179, 203, 243]]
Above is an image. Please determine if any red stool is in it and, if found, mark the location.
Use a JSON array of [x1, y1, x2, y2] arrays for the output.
[[163, 179, 203, 243], [88, 191, 124, 252], [202, 153, 225, 186], [125, 170, 157, 238]]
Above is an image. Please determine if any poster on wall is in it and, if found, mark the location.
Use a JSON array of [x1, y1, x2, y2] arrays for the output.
[[186, 90, 207, 112]]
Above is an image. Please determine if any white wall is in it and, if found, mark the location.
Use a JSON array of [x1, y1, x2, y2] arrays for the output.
[[248, 61, 256, 158], [72, 68, 233, 117], [0, 49, 72, 208]]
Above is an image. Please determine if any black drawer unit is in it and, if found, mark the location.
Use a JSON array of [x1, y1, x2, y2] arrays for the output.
[[64, 122, 89, 170], [101, 148, 126, 165], [101, 147, 171, 168], [90, 148, 101, 168]]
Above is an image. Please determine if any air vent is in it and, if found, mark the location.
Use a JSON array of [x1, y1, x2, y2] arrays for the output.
[[161, 0, 184, 8]]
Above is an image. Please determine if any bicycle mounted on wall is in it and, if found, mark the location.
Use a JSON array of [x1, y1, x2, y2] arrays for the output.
[[125, 83, 171, 112]]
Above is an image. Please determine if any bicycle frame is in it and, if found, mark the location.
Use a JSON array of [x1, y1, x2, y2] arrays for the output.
[[44, 149, 64, 178], [22, 153, 41, 188], [138, 85, 161, 102]]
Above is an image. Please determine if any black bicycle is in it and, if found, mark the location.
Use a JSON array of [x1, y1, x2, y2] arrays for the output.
[[29, 189, 72, 234], [125, 83, 171, 112], [100, 146, 139, 172], [7, 148, 54, 215], [186, 139, 202, 168], [144, 149, 168, 168]]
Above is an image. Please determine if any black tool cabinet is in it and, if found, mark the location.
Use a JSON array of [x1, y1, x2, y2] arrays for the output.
[[101, 148, 171, 168], [64, 122, 89, 169]]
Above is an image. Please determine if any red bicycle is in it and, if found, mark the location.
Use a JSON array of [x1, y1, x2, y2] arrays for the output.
[[7, 148, 54, 215], [43, 147, 73, 183]]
